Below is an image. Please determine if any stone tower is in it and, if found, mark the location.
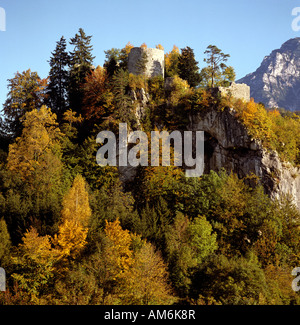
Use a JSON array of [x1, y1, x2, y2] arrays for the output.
[[128, 47, 165, 78]]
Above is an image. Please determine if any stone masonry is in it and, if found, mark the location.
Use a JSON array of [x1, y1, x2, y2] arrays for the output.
[[128, 47, 165, 78], [218, 82, 250, 102]]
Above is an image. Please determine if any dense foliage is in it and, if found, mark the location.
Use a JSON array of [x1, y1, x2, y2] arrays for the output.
[[0, 30, 300, 305]]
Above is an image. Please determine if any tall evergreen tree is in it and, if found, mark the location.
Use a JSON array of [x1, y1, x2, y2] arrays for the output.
[[69, 28, 95, 115], [112, 69, 136, 128], [178, 46, 201, 88], [47, 36, 70, 120]]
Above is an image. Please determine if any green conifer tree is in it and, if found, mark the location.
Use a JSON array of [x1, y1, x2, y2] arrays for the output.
[[178, 47, 201, 88], [69, 28, 95, 115], [47, 36, 70, 120]]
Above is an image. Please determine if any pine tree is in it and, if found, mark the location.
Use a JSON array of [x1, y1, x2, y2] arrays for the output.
[[203, 45, 230, 88], [69, 28, 95, 115], [47, 36, 70, 120], [112, 69, 136, 128], [178, 47, 201, 88]]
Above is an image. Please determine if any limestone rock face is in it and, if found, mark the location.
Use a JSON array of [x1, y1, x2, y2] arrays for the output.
[[188, 107, 300, 210], [118, 85, 300, 211], [129, 88, 149, 123], [237, 38, 300, 111]]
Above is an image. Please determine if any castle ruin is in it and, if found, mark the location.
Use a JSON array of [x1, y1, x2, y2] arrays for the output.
[[127, 47, 250, 102], [128, 47, 165, 78], [217, 82, 250, 102]]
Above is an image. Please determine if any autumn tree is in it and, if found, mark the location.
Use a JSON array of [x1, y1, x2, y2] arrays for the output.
[[11, 227, 56, 302], [82, 66, 114, 121], [89, 219, 133, 304], [0, 219, 11, 268], [7, 105, 62, 181], [119, 42, 135, 70], [124, 240, 175, 305], [53, 174, 91, 261], [178, 47, 201, 88], [47, 36, 70, 120], [236, 99, 275, 148], [166, 75, 191, 106], [2, 69, 48, 137], [86, 219, 174, 305], [155, 44, 164, 51], [6, 105, 64, 238], [165, 45, 180, 77], [203, 45, 230, 88], [104, 219, 133, 276]]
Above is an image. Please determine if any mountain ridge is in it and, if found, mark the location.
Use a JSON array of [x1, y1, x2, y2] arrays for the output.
[[237, 37, 300, 111]]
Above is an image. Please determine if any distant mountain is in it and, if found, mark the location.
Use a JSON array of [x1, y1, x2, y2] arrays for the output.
[[237, 38, 300, 111]]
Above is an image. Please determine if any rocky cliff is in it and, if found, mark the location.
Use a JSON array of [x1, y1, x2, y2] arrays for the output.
[[188, 107, 300, 210], [237, 38, 300, 111], [119, 85, 300, 211]]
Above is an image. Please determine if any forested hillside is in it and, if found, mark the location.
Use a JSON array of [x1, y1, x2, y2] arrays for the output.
[[0, 29, 300, 305]]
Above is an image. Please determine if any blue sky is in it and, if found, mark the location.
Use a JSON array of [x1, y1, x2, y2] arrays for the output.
[[0, 0, 299, 109]]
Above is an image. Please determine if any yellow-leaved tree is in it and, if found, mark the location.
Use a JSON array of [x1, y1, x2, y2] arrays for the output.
[[93, 219, 174, 305], [103, 219, 133, 280], [53, 174, 91, 260], [11, 227, 56, 302], [124, 240, 175, 305], [165, 45, 180, 77], [7, 105, 62, 181], [11, 174, 92, 300]]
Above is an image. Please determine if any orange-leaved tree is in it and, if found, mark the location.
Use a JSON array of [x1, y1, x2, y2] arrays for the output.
[[82, 66, 114, 121]]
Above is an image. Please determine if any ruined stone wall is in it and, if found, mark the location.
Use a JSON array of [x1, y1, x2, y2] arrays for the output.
[[218, 82, 250, 102], [128, 47, 165, 78]]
